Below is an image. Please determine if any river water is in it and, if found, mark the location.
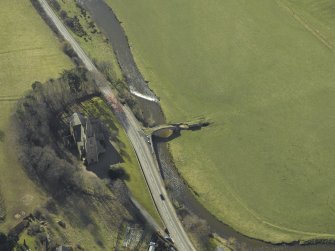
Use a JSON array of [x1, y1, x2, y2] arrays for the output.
[[81, 0, 335, 250], [78, 0, 155, 99]]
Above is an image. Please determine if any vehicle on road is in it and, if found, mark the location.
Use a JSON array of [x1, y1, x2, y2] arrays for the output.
[[39, 1, 196, 249]]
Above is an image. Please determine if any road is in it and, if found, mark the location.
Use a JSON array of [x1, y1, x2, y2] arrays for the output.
[[38, 0, 196, 250], [79, 0, 157, 102]]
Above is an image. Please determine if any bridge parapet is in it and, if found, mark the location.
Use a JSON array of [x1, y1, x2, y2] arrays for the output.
[[145, 119, 210, 138]]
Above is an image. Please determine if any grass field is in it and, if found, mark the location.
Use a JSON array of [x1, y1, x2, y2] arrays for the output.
[[108, 0, 335, 243], [0, 0, 72, 231]]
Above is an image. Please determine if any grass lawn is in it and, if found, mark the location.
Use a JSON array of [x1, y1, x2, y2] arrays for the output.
[[0, 0, 72, 231], [107, 0, 335, 243], [81, 97, 161, 224]]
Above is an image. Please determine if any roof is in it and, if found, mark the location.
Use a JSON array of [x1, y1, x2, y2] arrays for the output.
[[86, 117, 94, 137], [56, 246, 71, 251], [85, 135, 98, 164], [70, 112, 85, 127], [69, 112, 105, 164]]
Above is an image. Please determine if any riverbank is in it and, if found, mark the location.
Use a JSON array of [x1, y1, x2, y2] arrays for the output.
[[103, 0, 335, 244], [80, 0, 335, 250]]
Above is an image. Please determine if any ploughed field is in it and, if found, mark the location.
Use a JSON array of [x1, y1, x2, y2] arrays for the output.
[[108, 0, 335, 243]]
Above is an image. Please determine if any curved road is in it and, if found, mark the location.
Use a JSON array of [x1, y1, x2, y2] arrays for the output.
[[38, 0, 195, 250]]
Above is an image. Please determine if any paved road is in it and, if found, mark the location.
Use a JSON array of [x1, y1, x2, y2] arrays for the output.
[[79, 0, 157, 102], [38, 1, 195, 250]]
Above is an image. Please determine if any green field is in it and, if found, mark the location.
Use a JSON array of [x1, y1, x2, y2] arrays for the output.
[[0, 0, 72, 231], [108, 0, 335, 243]]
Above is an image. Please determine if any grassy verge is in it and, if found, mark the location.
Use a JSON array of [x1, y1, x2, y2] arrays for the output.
[[50, 0, 122, 80], [107, 0, 335, 243], [0, 0, 73, 232], [49, 0, 162, 223], [81, 97, 162, 225]]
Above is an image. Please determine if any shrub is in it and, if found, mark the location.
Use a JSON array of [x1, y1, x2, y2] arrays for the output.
[[64, 16, 87, 37], [108, 164, 129, 181], [48, 0, 61, 12], [62, 42, 82, 66], [60, 10, 68, 20]]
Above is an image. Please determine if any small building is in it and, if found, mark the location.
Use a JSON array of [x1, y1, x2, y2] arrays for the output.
[[55, 246, 71, 251], [148, 241, 157, 251], [69, 113, 105, 165]]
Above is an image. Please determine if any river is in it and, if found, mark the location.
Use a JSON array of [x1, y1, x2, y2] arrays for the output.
[[80, 0, 335, 250]]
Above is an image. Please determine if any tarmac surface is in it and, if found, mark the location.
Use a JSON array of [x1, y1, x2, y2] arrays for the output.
[[38, 0, 195, 250]]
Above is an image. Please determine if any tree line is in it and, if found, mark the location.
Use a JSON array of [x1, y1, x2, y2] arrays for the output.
[[6, 68, 149, 251], [11, 68, 107, 197]]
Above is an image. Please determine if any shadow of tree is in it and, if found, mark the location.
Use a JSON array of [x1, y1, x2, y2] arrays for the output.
[[0, 130, 5, 142], [153, 130, 181, 143], [87, 140, 122, 179], [56, 195, 106, 248], [108, 166, 130, 181]]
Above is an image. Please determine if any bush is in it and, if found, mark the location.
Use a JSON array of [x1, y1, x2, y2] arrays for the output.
[[45, 199, 58, 214], [62, 68, 86, 93], [48, 0, 61, 12], [60, 10, 68, 20], [96, 61, 116, 83], [108, 164, 129, 181], [27, 222, 42, 236], [62, 42, 82, 66], [36, 232, 48, 243], [76, 2, 87, 18], [64, 16, 87, 37], [95, 61, 147, 124]]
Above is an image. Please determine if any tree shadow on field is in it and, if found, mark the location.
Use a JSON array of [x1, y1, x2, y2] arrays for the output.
[[57, 194, 106, 248], [0, 130, 5, 142], [86, 140, 122, 179]]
